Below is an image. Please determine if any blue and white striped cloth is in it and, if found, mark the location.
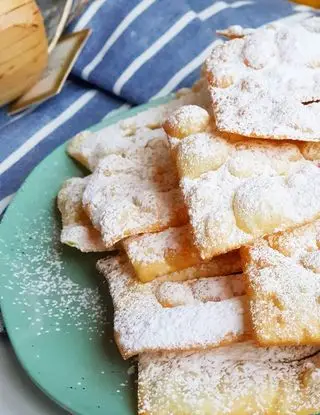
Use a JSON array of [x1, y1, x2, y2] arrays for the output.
[[0, 0, 318, 217]]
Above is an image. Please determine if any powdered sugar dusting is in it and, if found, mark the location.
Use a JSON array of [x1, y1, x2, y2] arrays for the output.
[[79, 86, 211, 248], [211, 83, 320, 141], [156, 282, 196, 307], [124, 226, 197, 265], [123, 225, 241, 282], [57, 177, 107, 252], [205, 17, 320, 141], [242, 219, 320, 345], [97, 256, 249, 359], [163, 105, 210, 139], [138, 345, 320, 415], [67, 87, 210, 171], [157, 273, 244, 307], [167, 105, 320, 260], [0, 214, 107, 336], [83, 139, 188, 248]]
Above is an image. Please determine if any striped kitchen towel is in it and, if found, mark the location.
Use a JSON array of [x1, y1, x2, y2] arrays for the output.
[[0, 0, 318, 332]]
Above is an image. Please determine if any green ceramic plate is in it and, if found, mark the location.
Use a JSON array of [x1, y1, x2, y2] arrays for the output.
[[0, 97, 171, 415]]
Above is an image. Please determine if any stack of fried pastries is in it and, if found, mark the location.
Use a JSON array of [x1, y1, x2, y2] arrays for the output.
[[58, 17, 320, 415]]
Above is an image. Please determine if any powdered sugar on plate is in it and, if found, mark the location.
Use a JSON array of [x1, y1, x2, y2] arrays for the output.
[[0, 213, 107, 337]]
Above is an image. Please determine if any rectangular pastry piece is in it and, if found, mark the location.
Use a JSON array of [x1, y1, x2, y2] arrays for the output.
[[67, 83, 210, 171], [97, 255, 248, 359], [57, 177, 106, 252], [123, 225, 241, 282], [241, 220, 320, 346], [59, 90, 208, 252], [76, 85, 209, 248], [138, 342, 320, 415], [164, 105, 320, 260], [82, 139, 188, 248], [204, 17, 320, 142]]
